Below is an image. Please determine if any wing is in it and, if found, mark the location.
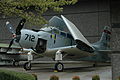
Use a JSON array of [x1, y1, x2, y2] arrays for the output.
[[0, 44, 43, 61], [0, 43, 22, 53], [0, 43, 21, 48], [43, 45, 94, 59], [61, 15, 94, 53]]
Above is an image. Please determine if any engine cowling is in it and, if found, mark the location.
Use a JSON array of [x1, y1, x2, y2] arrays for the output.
[[17, 29, 47, 53], [19, 29, 38, 48]]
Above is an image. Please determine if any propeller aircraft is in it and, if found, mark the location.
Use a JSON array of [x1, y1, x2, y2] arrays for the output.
[[4, 15, 111, 72]]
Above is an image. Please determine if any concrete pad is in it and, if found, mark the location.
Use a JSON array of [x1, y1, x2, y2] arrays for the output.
[[0, 63, 112, 80]]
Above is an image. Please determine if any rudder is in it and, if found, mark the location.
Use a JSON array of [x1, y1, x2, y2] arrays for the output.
[[99, 26, 111, 49]]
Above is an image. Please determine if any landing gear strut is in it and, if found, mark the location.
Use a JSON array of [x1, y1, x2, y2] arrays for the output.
[[55, 62, 64, 72]]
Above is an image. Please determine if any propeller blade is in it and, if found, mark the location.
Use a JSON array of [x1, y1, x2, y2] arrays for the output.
[[16, 18, 26, 35], [6, 21, 15, 34], [6, 39, 14, 52]]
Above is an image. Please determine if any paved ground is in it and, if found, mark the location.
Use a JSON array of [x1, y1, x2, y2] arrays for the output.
[[0, 62, 112, 80]]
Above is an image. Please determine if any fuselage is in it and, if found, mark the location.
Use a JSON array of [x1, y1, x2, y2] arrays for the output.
[[17, 27, 110, 62]]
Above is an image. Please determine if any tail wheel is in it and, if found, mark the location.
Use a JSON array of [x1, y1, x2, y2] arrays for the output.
[[24, 62, 31, 70], [13, 61, 19, 67], [55, 62, 64, 72], [93, 64, 96, 67], [93, 62, 97, 67]]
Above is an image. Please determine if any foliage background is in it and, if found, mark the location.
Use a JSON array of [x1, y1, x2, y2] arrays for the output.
[[0, 0, 78, 26]]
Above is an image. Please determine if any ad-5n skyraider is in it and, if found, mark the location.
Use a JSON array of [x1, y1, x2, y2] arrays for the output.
[[5, 15, 111, 72]]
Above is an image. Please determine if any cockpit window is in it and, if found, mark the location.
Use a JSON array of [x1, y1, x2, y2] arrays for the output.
[[47, 30, 52, 33], [52, 29, 59, 34], [32, 29, 40, 32]]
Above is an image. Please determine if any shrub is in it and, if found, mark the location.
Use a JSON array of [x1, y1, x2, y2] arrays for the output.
[[0, 69, 35, 80], [92, 75, 100, 80], [50, 75, 59, 80], [32, 74, 38, 80], [72, 76, 80, 80], [117, 76, 120, 80]]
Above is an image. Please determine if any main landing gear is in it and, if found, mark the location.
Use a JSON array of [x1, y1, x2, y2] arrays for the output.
[[23, 61, 65, 72], [24, 62, 31, 70], [24, 51, 32, 70], [54, 50, 64, 72], [23, 50, 65, 72]]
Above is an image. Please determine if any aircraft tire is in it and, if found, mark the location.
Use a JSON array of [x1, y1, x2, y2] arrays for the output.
[[55, 62, 64, 72], [93, 64, 96, 67], [13, 61, 19, 67], [93, 62, 97, 67], [24, 62, 31, 70]]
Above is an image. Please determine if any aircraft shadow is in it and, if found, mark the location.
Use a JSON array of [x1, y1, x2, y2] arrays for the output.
[[27, 65, 111, 73]]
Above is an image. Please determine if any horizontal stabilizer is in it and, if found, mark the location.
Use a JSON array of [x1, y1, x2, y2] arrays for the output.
[[98, 50, 114, 54], [61, 15, 94, 52]]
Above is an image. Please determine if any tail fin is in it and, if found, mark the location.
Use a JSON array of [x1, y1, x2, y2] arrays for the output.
[[99, 26, 111, 49]]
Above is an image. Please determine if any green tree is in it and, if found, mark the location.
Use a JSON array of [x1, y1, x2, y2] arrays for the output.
[[0, 0, 77, 26]]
